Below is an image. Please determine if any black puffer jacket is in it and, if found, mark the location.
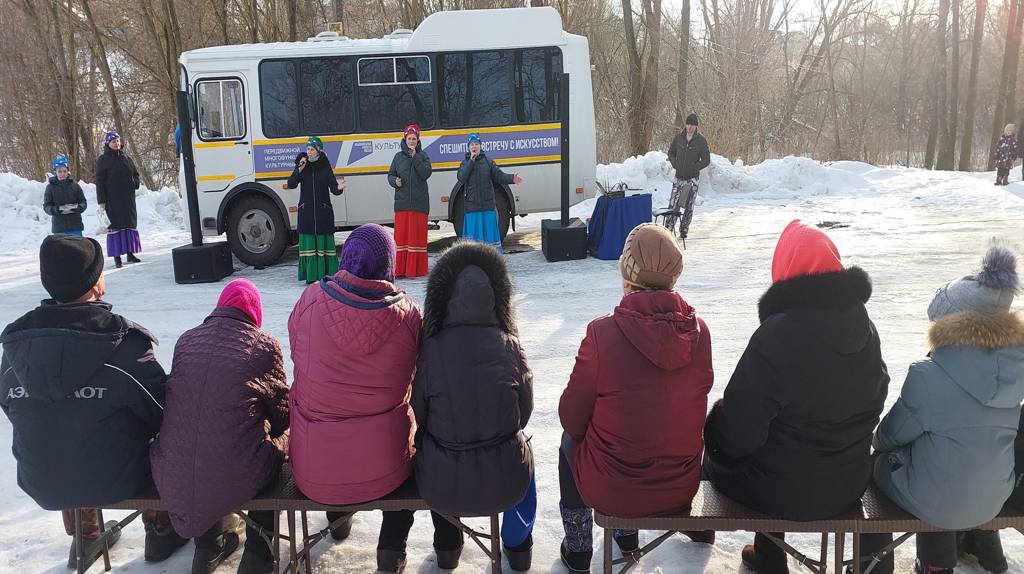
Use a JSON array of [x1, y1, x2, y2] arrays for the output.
[[667, 132, 711, 181], [388, 139, 432, 214], [43, 176, 87, 233], [703, 268, 889, 521], [288, 153, 341, 235], [95, 146, 140, 230], [0, 301, 166, 510], [455, 152, 515, 213], [412, 242, 533, 515]]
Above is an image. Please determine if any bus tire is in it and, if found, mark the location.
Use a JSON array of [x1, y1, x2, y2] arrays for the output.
[[452, 193, 510, 241], [226, 194, 288, 267]]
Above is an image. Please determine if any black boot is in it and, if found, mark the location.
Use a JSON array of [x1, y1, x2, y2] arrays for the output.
[[377, 548, 407, 573], [192, 515, 242, 573], [560, 540, 592, 573], [326, 511, 353, 541], [915, 559, 953, 574], [504, 533, 533, 571], [114, 256, 123, 269], [742, 543, 789, 574], [614, 530, 640, 561], [67, 521, 121, 570], [962, 530, 1008, 574], [435, 545, 463, 570], [126, 253, 141, 263], [684, 530, 716, 544], [144, 522, 189, 562]]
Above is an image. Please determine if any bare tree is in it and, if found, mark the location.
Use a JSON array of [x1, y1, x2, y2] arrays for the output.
[[674, 0, 691, 130], [989, 0, 1024, 169], [958, 0, 986, 170], [937, 0, 959, 169], [621, 0, 663, 155]]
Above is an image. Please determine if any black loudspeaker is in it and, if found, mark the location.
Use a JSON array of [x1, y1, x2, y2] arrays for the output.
[[172, 242, 234, 284], [541, 218, 588, 262]]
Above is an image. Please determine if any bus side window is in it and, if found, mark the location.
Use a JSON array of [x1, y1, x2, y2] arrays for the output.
[[259, 61, 300, 138], [356, 56, 434, 132], [515, 47, 562, 124], [300, 58, 355, 134], [437, 51, 511, 128], [196, 79, 245, 140]]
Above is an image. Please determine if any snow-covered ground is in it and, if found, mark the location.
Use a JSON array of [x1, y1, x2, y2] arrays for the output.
[[1, 155, 1023, 573]]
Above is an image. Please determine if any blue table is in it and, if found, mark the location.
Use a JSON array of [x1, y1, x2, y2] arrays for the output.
[[587, 193, 653, 260]]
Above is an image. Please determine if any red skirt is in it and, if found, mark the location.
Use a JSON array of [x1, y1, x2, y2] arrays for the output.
[[394, 211, 428, 278]]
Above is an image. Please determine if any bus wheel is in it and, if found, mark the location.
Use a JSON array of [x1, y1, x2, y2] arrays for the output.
[[226, 194, 288, 267]]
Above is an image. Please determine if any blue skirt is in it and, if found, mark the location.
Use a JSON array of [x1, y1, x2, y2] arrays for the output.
[[462, 210, 503, 251]]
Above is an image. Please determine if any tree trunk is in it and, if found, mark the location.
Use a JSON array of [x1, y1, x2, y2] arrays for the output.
[[1003, 0, 1024, 134], [251, 0, 259, 42], [639, 0, 662, 151], [621, 0, 645, 155], [989, 0, 1023, 169], [288, 0, 298, 41], [938, 0, 959, 169], [674, 0, 691, 130], [931, 0, 949, 170], [958, 0, 986, 171]]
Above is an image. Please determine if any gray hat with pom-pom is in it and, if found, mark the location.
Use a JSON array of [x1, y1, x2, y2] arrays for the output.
[[928, 245, 1019, 321]]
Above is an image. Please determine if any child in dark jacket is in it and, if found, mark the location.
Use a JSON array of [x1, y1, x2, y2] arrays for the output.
[[43, 155, 87, 235], [996, 124, 1016, 185]]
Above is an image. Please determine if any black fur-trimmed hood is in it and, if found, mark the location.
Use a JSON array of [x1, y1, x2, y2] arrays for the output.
[[422, 241, 516, 339], [758, 266, 873, 323]]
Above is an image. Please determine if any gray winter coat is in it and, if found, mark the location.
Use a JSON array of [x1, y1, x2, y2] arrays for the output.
[[873, 311, 1024, 530], [388, 140, 432, 214], [455, 152, 515, 213]]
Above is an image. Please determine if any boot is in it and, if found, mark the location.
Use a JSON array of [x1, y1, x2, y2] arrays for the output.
[[126, 253, 141, 263], [192, 516, 243, 573], [114, 256, 123, 269], [435, 545, 463, 570], [614, 530, 640, 560], [376, 548, 407, 573], [962, 531, 1008, 574], [326, 512, 353, 542], [742, 544, 789, 574], [504, 533, 533, 571], [67, 521, 121, 570], [914, 559, 953, 574], [684, 530, 716, 544], [237, 523, 274, 574], [560, 540, 592, 573], [144, 521, 189, 562]]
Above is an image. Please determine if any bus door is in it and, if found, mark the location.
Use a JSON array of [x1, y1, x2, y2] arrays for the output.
[[192, 77, 253, 192]]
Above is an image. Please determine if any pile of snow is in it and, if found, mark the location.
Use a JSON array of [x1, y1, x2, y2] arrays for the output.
[[595, 151, 878, 209], [0, 173, 184, 253]]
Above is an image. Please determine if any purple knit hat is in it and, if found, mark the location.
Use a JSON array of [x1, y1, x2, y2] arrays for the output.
[[339, 224, 397, 283]]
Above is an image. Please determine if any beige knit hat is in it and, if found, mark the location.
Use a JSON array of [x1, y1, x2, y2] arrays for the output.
[[619, 223, 684, 290]]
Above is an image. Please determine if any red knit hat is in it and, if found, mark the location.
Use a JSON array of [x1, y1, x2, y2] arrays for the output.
[[216, 279, 263, 327], [771, 219, 843, 283], [404, 124, 420, 137]]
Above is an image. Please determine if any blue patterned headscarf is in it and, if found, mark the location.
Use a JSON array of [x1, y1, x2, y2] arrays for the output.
[[104, 130, 120, 145], [467, 132, 482, 145], [51, 155, 69, 172]]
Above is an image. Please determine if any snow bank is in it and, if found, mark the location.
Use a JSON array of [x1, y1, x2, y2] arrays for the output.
[[595, 151, 874, 209], [0, 173, 183, 253]]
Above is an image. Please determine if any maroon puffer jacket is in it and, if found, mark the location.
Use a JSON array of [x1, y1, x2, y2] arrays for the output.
[[150, 307, 289, 537], [559, 290, 714, 518]]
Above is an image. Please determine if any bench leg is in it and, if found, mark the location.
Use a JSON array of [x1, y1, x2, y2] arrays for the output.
[[835, 532, 845, 574], [603, 527, 613, 574], [74, 508, 85, 574], [819, 533, 828, 574], [273, 511, 281, 574], [301, 512, 312, 574], [97, 509, 112, 572], [852, 534, 861, 574], [286, 511, 298, 574], [490, 514, 502, 574]]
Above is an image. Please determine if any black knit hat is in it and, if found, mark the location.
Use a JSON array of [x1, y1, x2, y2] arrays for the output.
[[39, 235, 105, 303], [686, 113, 699, 126]]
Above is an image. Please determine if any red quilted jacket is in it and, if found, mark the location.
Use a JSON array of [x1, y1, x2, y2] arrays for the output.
[[287, 271, 421, 504]]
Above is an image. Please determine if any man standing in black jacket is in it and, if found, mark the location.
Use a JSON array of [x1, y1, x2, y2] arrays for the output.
[[666, 113, 711, 240], [0, 235, 188, 570]]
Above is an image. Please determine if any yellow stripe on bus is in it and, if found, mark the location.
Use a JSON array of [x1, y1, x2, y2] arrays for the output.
[[252, 123, 561, 146], [194, 141, 238, 149], [255, 155, 561, 179], [196, 174, 236, 182]]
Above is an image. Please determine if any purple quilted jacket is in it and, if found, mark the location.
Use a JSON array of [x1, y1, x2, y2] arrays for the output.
[[150, 306, 289, 537]]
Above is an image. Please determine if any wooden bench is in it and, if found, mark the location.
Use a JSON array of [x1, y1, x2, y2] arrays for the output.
[[70, 464, 504, 574]]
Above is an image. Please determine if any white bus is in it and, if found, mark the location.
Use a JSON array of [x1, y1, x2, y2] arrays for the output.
[[178, 6, 597, 266]]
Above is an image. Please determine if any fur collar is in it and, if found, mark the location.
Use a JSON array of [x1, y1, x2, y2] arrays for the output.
[[929, 312, 1024, 350], [422, 242, 516, 340], [758, 266, 872, 322]]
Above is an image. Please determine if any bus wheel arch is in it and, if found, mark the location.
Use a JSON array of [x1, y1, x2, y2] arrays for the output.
[[221, 184, 290, 267]]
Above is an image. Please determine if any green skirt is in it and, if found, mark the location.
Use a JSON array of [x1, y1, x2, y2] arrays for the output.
[[298, 233, 339, 283]]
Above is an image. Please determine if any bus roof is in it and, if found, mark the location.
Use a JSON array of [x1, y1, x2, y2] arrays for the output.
[[180, 7, 567, 65]]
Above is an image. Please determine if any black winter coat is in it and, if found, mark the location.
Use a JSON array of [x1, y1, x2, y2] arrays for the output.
[[288, 153, 341, 235], [703, 268, 889, 521], [95, 146, 140, 230], [997, 135, 1017, 169], [668, 132, 711, 181], [455, 152, 515, 213], [44, 176, 87, 233], [388, 140, 432, 214], [0, 301, 166, 510], [412, 242, 533, 515]]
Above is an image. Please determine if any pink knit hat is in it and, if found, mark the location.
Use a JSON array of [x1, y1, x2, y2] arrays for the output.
[[216, 279, 263, 327]]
